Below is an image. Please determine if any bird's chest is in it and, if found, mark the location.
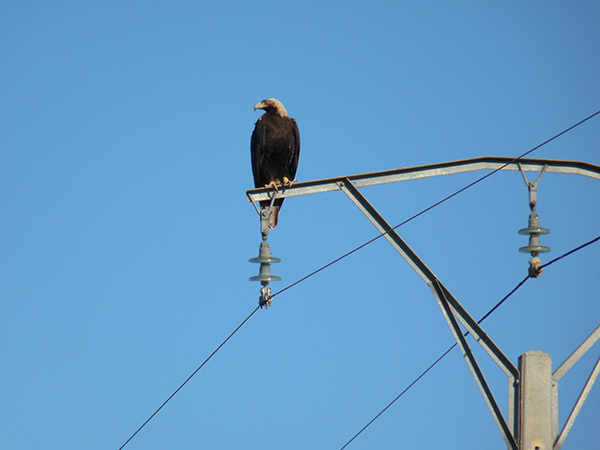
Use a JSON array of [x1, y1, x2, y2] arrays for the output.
[[263, 126, 293, 159]]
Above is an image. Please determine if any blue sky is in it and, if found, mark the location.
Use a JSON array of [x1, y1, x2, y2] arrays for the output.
[[2, 2, 599, 449]]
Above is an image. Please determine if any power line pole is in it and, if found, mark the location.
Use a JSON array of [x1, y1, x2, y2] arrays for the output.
[[248, 156, 600, 449], [519, 351, 553, 450]]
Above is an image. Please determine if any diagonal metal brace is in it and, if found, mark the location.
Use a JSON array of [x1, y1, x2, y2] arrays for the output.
[[554, 354, 600, 450], [335, 179, 436, 283], [437, 283, 518, 379], [434, 279, 518, 450], [519, 163, 548, 212], [553, 324, 600, 381], [337, 178, 518, 448], [553, 325, 600, 450], [337, 179, 517, 377]]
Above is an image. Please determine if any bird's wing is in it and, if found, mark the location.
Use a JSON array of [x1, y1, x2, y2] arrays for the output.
[[250, 117, 266, 188], [288, 118, 301, 180]]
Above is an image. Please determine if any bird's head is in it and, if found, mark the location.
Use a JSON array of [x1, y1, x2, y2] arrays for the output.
[[254, 98, 288, 117]]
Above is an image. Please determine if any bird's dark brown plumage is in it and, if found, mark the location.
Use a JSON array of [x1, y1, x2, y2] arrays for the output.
[[251, 98, 300, 228]]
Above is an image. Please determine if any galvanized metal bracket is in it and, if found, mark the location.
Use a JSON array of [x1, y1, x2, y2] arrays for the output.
[[519, 163, 547, 212], [247, 189, 279, 240]]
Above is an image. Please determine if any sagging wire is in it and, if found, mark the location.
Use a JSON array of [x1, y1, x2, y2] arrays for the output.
[[270, 110, 600, 304], [118, 110, 599, 448], [118, 305, 261, 450]]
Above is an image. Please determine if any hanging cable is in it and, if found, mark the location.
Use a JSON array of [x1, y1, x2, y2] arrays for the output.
[[339, 275, 529, 450], [272, 109, 600, 301], [542, 235, 600, 269], [339, 235, 599, 449], [339, 343, 457, 450], [118, 305, 261, 450], [117, 110, 598, 448]]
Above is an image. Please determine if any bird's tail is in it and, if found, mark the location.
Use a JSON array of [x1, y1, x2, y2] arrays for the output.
[[268, 205, 280, 229], [260, 199, 283, 229]]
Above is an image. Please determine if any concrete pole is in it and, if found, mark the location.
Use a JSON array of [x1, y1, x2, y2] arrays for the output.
[[519, 351, 553, 450]]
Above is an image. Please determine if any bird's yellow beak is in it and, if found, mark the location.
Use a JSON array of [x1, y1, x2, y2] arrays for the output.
[[254, 101, 267, 111]]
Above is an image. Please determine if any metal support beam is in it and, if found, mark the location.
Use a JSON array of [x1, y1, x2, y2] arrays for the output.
[[337, 178, 518, 448], [553, 325, 600, 381], [246, 157, 600, 203], [552, 325, 600, 450], [435, 280, 518, 450], [553, 354, 600, 450], [436, 282, 518, 379], [510, 375, 521, 449], [335, 179, 436, 285], [338, 179, 517, 377]]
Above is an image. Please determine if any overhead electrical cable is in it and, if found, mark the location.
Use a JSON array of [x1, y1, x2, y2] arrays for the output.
[[542, 235, 600, 269], [117, 111, 598, 448], [272, 109, 600, 300], [118, 305, 260, 450], [339, 235, 600, 449], [339, 275, 530, 450]]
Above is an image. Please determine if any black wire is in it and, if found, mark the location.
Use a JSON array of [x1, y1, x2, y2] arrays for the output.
[[339, 235, 599, 449], [118, 305, 261, 450], [118, 108, 599, 447], [542, 235, 600, 269], [339, 344, 457, 450], [339, 275, 529, 450], [272, 109, 600, 300]]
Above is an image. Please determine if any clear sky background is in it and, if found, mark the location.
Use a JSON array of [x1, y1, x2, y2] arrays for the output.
[[2, 2, 599, 449]]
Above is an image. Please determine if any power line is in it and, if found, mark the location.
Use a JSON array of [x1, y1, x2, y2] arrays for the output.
[[339, 235, 599, 449], [339, 343, 456, 450], [118, 305, 261, 450], [339, 275, 530, 450], [272, 109, 600, 301], [117, 234, 598, 449], [542, 235, 600, 269], [117, 111, 599, 448]]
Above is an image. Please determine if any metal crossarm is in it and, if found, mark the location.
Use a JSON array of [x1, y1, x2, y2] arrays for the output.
[[246, 157, 600, 204]]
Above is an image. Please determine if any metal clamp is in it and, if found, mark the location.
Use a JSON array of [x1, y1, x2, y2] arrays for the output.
[[259, 286, 273, 309], [519, 163, 547, 212], [247, 190, 278, 240]]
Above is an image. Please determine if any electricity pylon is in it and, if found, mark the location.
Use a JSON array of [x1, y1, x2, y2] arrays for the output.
[[247, 156, 600, 450]]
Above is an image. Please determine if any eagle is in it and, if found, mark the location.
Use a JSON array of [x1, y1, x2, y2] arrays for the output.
[[251, 98, 300, 229]]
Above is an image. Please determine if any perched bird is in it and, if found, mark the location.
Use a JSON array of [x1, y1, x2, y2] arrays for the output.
[[251, 98, 300, 228]]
